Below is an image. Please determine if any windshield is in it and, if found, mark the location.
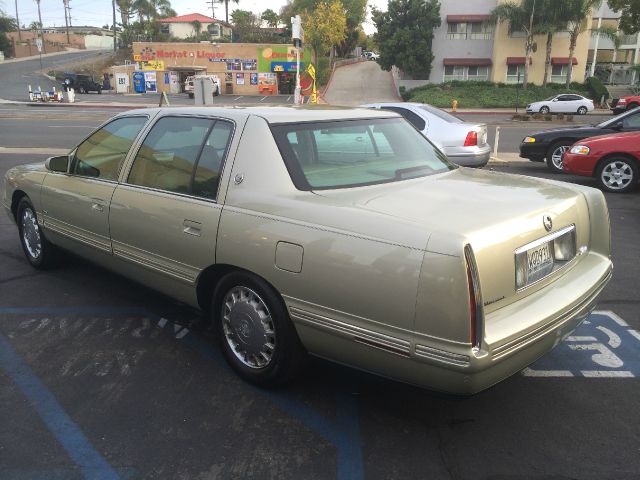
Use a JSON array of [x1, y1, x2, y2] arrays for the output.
[[597, 108, 636, 128], [418, 104, 463, 123], [271, 117, 455, 190], [544, 96, 557, 101]]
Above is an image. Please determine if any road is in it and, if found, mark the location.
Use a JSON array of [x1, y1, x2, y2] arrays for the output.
[[0, 50, 111, 101]]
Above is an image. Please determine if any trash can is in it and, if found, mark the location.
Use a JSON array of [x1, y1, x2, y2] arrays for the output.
[[63, 88, 75, 103]]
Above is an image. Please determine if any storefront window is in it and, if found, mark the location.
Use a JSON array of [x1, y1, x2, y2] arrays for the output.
[[226, 62, 242, 71], [243, 62, 257, 70]]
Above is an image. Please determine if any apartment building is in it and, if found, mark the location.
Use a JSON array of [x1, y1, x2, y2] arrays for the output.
[[589, 4, 639, 84], [428, 0, 591, 85]]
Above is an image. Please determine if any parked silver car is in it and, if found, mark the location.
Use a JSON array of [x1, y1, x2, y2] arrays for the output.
[[363, 102, 491, 167]]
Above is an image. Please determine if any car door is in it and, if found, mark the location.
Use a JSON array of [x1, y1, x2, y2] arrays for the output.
[[108, 115, 234, 286], [552, 95, 569, 113], [40, 115, 149, 254]]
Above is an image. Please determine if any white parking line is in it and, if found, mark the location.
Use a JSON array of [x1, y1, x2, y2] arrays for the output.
[[581, 371, 634, 378], [260, 96, 267, 102], [287, 96, 292, 102], [47, 125, 93, 128], [234, 96, 243, 101]]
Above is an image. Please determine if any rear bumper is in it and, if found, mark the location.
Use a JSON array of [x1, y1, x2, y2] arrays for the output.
[[445, 144, 491, 167]]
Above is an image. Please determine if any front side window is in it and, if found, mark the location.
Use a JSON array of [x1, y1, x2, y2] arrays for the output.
[[128, 116, 233, 199], [72, 116, 148, 181], [271, 118, 454, 190]]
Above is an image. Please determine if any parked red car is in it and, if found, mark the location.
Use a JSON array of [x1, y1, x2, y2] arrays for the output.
[[563, 131, 640, 193]]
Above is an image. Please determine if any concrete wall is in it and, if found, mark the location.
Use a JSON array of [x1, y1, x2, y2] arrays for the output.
[[85, 35, 113, 50], [429, 0, 497, 83], [7, 31, 85, 50]]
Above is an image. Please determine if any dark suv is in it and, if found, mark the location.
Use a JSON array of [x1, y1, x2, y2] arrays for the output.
[[63, 74, 102, 94]]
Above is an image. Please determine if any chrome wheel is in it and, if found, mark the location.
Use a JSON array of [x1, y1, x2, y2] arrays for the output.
[[540, 106, 550, 114], [550, 145, 569, 171], [21, 208, 42, 260], [222, 286, 276, 369], [577, 106, 587, 115], [600, 160, 634, 191]]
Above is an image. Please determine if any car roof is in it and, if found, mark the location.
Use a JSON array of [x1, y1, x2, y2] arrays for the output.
[[118, 106, 400, 124]]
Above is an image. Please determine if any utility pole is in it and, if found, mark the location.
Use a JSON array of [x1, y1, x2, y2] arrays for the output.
[[291, 15, 303, 105], [15, 0, 22, 40], [35, 0, 46, 54], [63, 0, 70, 44], [112, 0, 117, 51], [206, 0, 216, 19]]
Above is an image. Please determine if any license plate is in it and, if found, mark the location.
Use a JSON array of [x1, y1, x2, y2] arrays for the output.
[[527, 242, 553, 282]]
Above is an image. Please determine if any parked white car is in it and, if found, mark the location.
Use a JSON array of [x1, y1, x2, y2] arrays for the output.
[[526, 94, 594, 115], [363, 102, 491, 167], [184, 75, 221, 98]]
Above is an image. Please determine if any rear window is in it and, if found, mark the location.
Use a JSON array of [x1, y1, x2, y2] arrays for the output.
[[418, 105, 463, 124], [271, 117, 454, 190]]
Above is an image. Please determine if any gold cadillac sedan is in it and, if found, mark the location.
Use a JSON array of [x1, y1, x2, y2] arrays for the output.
[[2, 107, 612, 394]]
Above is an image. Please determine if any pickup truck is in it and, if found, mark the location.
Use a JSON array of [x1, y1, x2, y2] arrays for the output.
[[610, 95, 640, 114]]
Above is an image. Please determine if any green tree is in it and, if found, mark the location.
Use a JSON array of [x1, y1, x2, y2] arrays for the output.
[[116, 0, 135, 26], [191, 19, 202, 37], [262, 9, 279, 28], [0, 10, 18, 57], [372, 0, 441, 79], [534, 0, 571, 87], [489, 0, 538, 89], [336, 0, 367, 57], [563, 0, 602, 87], [302, 0, 347, 66], [607, 0, 640, 34]]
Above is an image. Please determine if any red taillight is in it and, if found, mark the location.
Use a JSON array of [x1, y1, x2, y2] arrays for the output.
[[464, 131, 478, 147], [464, 245, 483, 351]]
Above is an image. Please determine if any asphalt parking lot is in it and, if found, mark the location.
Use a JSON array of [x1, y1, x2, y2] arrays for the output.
[[1, 133, 639, 478]]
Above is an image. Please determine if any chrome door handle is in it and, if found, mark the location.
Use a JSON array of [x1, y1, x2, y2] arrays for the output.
[[183, 219, 202, 237], [91, 203, 104, 212]]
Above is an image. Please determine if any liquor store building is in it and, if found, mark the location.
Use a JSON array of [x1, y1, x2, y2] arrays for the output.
[[119, 42, 311, 95]]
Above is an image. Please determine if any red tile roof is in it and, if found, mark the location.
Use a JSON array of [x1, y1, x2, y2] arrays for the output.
[[158, 13, 219, 24]]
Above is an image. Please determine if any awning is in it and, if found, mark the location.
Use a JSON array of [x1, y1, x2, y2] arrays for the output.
[[443, 58, 492, 66], [446, 14, 490, 22], [506, 57, 532, 65], [551, 57, 578, 65]]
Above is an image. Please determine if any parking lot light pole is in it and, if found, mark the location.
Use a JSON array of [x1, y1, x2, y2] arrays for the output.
[[292, 15, 303, 105]]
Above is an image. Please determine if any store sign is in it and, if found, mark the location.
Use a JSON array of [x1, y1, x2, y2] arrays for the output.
[[259, 47, 310, 72], [271, 62, 304, 73], [140, 60, 164, 71], [209, 58, 256, 63]]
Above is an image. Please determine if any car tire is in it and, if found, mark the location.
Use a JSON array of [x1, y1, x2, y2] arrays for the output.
[[16, 197, 58, 269], [97, 88, 102, 94], [212, 271, 308, 387], [596, 156, 638, 193], [78, 87, 86, 94], [577, 106, 588, 115], [546, 141, 571, 173], [539, 106, 550, 115]]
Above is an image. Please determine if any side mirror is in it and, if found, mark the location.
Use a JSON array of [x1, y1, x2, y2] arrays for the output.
[[45, 155, 69, 173], [552, 98, 558, 102]]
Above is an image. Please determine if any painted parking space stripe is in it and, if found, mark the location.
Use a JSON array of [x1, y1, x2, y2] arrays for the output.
[[523, 311, 640, 378], [0, 331, 121, 480], [0, 308, 364, 480]]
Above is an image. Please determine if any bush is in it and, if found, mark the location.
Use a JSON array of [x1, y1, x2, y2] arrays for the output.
[[316, 57, 331, 87], [585, 76, 609, 102], [403, 81, 590, 109]]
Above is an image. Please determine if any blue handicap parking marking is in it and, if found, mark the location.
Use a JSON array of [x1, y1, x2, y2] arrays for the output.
[[523, 311, 640, 378]]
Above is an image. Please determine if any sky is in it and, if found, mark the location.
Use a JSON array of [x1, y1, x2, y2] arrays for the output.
[[1, 0, 388, 34]]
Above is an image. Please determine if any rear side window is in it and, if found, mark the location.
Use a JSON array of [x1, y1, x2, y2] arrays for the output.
[[128, 116, 232, 200], [272, 117, 454, 190], [72, 116, 147, 181], [381, 107, 426, 131]]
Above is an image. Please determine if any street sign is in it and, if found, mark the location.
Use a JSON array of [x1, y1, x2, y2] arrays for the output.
[[35, 38, 43, 53]]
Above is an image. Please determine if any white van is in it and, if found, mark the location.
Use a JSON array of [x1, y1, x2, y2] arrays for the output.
[[184, 75, 221, 98]]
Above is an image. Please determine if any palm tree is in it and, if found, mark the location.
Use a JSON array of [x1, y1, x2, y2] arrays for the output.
[[217, 0, 240, 24], [489, 0, 539, 89], [563, 0, 603, 87], [535, 0, 571, 87]]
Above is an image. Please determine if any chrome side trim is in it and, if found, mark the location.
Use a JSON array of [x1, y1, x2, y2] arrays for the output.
[[414, 344, 471, 368], [290, 307, 411, 357], [112, 241, 198, 284], [514, 224, 576, 254], [42, 216, 111, 253], [492, 267, 612, 361]]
